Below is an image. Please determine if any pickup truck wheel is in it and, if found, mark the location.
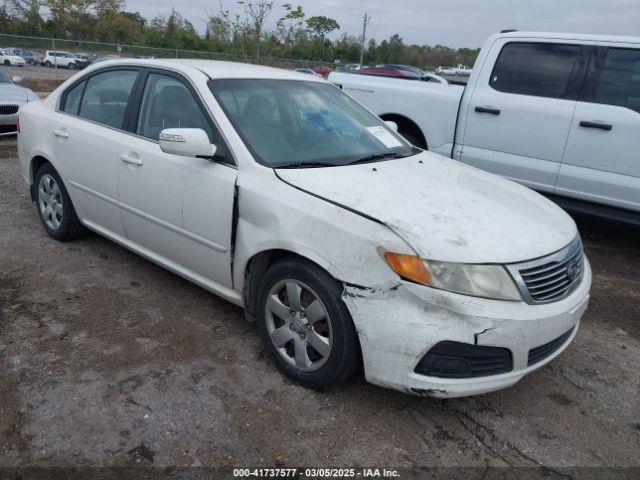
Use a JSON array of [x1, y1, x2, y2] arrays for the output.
[[3, 60, 9, 66], [35, 163, 87, 241], [44, 61, 52, 67], [256, 258, 360, 389]]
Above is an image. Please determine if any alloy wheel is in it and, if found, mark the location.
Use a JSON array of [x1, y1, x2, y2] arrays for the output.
[[265, 279, 333, 372], [38, 174, 63, 230]]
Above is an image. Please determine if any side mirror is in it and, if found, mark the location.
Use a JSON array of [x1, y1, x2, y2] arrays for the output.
[[384, 120, 399, 132], [159, 128, 217, 158], [12, 76, 23, 84]]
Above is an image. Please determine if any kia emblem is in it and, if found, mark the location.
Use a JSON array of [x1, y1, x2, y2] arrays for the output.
[[567, 262, 580, 280]]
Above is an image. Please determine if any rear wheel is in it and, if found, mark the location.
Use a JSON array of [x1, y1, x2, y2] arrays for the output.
[[256, 258, 360, 389], [35, 163, 87, 241]]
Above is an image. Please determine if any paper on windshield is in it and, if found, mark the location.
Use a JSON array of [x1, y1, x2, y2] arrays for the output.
[[366, 126, 404, 149]]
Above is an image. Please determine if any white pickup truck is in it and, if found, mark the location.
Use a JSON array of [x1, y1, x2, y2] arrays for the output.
[[329, 31, 640, 223]]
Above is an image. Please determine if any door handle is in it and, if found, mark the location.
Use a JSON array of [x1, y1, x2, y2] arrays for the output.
[[475, 106, 501, 115], [120, 153, 143, 166], [53, 128, 69, 138], [579, 121, 612, 131]]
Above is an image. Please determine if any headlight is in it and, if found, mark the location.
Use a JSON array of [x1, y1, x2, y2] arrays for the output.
[[384, 252, 521, 301]]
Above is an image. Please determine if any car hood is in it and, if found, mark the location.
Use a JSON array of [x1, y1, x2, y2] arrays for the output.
[[276, 151, 577, 264], [0, 83, 31, 102]]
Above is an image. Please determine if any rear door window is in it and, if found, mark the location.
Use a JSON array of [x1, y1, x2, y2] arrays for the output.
[[592, 48, 640, 113], [490, 42, 582, 99], [78, 70, 138, 129]]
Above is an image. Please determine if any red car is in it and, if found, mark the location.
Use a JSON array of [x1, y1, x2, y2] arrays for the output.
[[357, 68, 410, 78]]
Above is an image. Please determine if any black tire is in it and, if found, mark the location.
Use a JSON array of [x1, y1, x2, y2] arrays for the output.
[[3, 60, 9, 66], [67, 62, 75, 70], [256, 258, 360, 389], [45, 60, 52, 67], [34, 163, 87, 241]]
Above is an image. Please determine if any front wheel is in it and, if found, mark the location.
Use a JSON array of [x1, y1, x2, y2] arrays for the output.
[[3, 60, 9, 66], [35, 163, 87, 241], [44, 60, 52, 67], [256, 258, 360, 389]]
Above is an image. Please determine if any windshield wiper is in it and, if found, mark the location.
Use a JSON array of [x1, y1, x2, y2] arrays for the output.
[[347, 152, 410, 165], [275, 161, 338, 169]]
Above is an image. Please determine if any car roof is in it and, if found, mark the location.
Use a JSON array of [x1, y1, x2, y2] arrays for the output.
[[497, 31, 640, 44], [85, 58, 324, 82]]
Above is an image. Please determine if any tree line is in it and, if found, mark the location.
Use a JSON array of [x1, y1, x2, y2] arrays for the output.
[[0, 1, 480, 68]]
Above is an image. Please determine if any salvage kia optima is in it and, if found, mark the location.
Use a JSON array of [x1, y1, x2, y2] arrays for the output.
[[17, 60, 591, 397]]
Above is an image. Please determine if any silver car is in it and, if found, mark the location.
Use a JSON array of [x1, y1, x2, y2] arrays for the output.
[[0, 68, 38, 136]]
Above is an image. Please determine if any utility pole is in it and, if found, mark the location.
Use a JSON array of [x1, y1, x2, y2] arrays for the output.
[[359, 13, 370, 67]]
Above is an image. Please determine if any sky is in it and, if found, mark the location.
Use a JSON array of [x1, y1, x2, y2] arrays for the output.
[[125, 0, 640, 48]]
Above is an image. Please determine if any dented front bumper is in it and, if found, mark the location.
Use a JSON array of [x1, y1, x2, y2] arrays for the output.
[[343, 259, 591, 398]]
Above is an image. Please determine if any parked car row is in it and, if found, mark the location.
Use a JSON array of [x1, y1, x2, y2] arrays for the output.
[[436, 64, 472, 76], [296, 64, 449, 84], [0, 48, 107, 69]]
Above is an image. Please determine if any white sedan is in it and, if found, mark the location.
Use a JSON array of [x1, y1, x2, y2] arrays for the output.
[[17, 59, 591, 397]]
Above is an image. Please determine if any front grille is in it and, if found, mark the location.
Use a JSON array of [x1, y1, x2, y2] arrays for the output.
[[507, 237, 585, 304], [0, 105, 19, 115], [528, 327, 575, 366], [415, 341, 512, 379]]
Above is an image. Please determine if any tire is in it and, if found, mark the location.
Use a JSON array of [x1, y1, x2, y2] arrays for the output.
[[3, 60, 9, 66], [67, 62, 75, 70], [256, 258, 360, 389], [34, 163, 87, 241], [45, 60, 52, 67]]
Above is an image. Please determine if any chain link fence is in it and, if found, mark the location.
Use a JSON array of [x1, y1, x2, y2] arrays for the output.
[[0, 33, 333, 89]]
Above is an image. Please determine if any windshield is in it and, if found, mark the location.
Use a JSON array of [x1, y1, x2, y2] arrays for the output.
[[210, 79, 416, 168]]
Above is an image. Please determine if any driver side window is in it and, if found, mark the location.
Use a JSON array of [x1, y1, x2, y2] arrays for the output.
[[136, 73, 214, 142]]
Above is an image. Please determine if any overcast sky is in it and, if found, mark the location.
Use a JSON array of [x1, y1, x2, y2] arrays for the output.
[[125, 0, 640, 48]]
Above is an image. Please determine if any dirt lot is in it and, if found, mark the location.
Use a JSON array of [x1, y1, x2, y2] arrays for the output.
[[0, 138, 638, 475]]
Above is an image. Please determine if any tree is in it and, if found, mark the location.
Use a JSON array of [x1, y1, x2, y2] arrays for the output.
[[45, 0, 94, 38], [305, 15, 339, 59], [387, 34, 404, 63], [5, 0, 44, 33], [94, 0, 122, 17], [275, 3, 304, 51], [238, 0, 273, 59]]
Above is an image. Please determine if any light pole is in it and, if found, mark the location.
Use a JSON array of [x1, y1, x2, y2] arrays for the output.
[[359, 13, 370, 67]]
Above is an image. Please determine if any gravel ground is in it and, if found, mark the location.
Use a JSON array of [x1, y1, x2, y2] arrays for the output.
[[0, 138, 638, 475]]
